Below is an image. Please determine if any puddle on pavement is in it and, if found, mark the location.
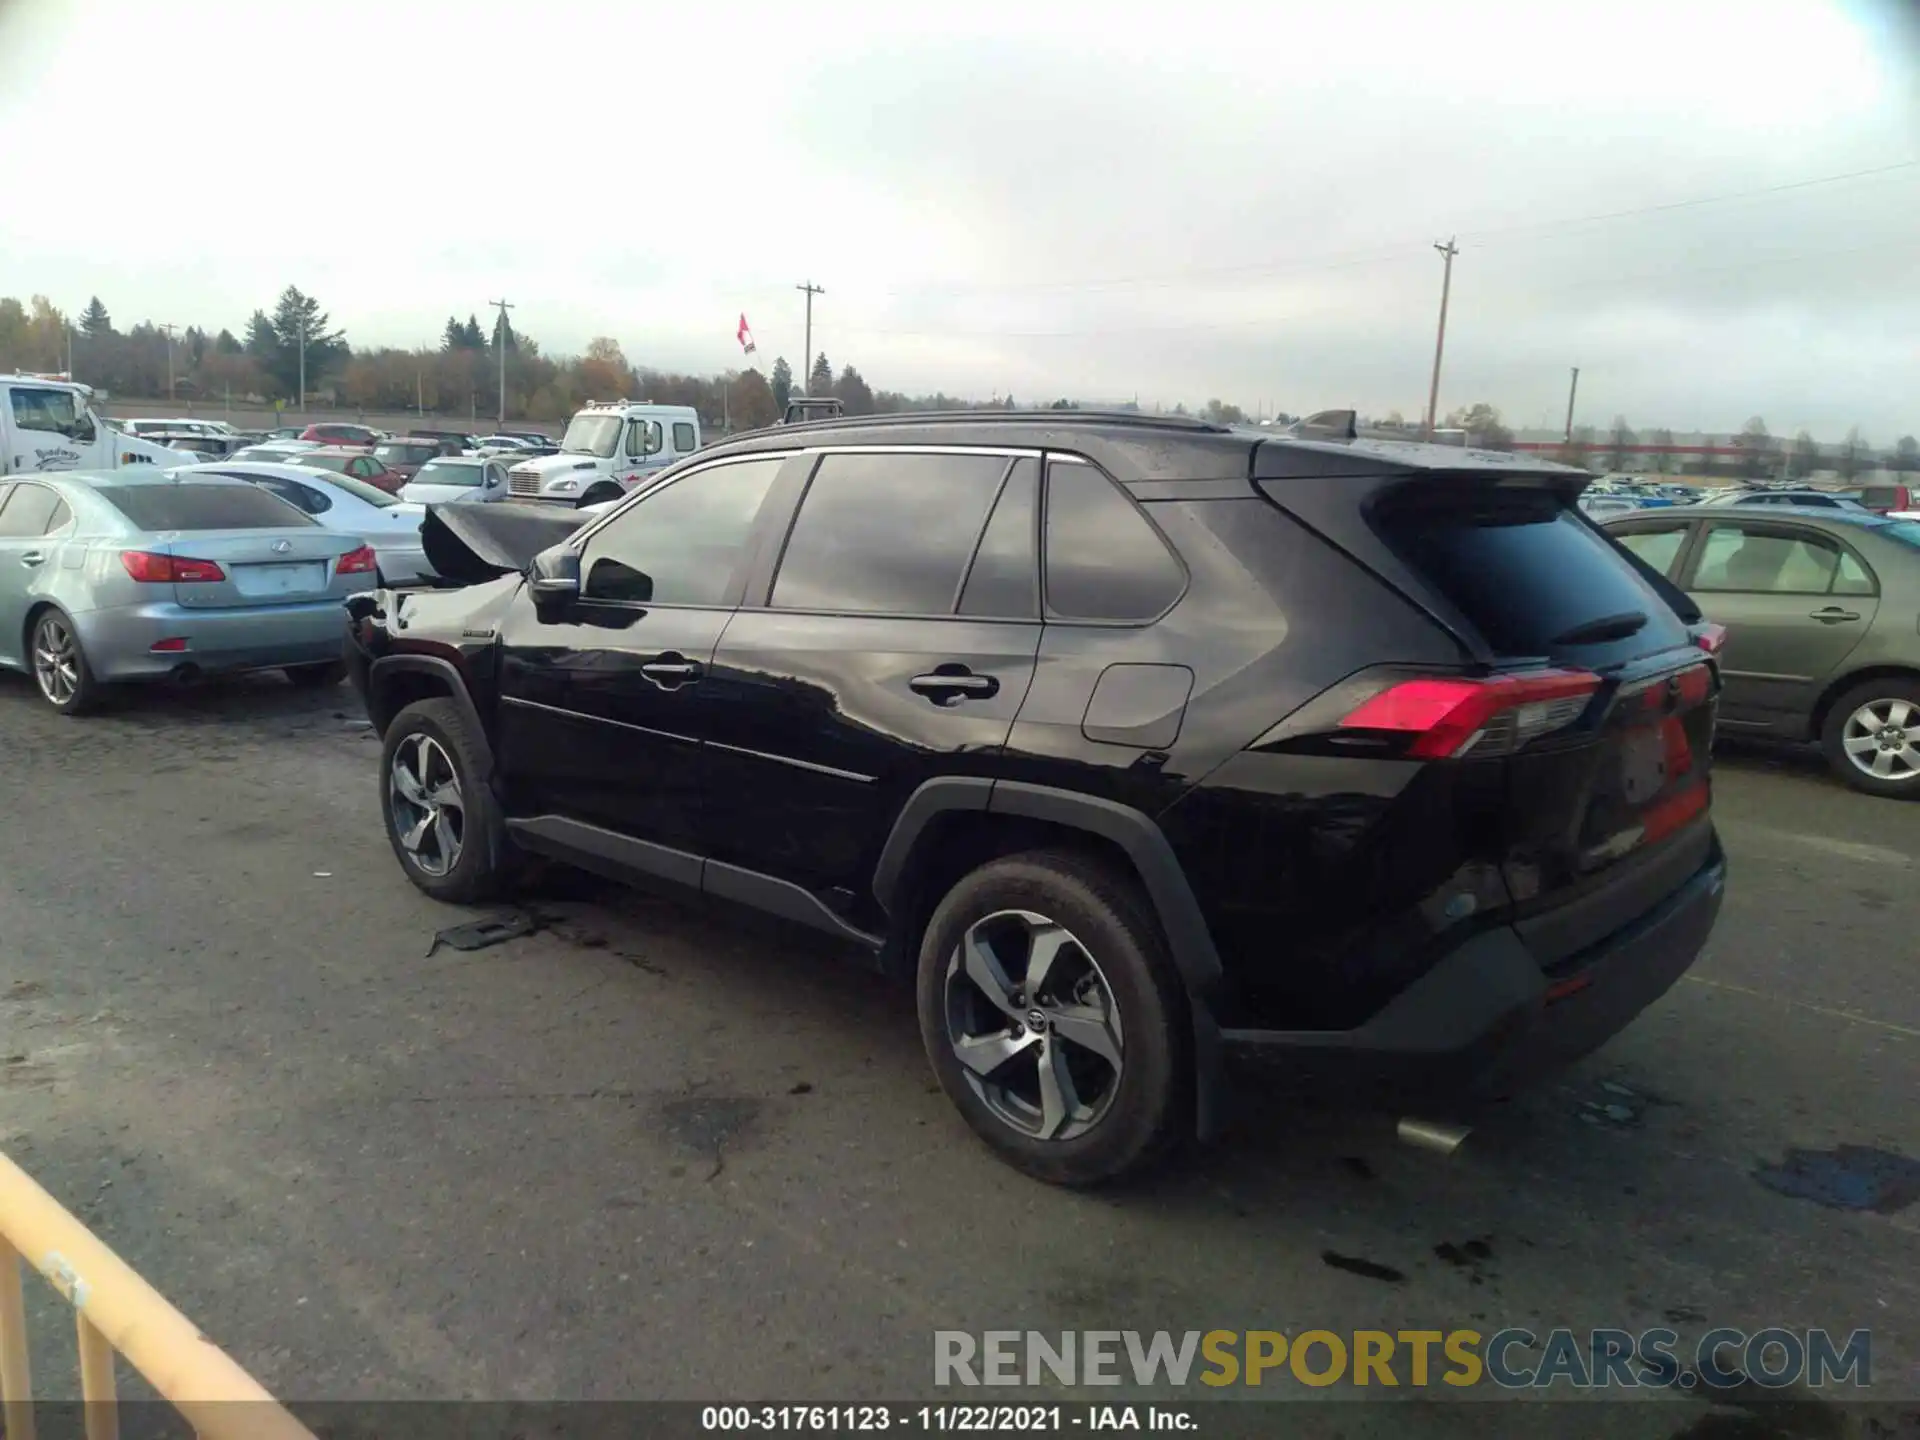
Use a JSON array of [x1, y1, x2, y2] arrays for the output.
[[1751, 1144, 1920, 1213]]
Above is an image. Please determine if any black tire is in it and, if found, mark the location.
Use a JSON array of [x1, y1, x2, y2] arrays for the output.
[[285, 661, 348, 689], [1821, 677, 1920, 799], [27, 607, 105, 716], [380, 698, 508, 903], [916, 849, 1192, 1187]]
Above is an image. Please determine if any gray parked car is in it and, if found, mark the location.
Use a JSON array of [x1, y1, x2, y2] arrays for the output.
[[1605, 504, 1920, 796], [0, 471, 378, 714]]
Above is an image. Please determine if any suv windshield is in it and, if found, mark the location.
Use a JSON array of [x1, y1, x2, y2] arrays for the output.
[[411, 459, 484, 488], [560, 414, 623, 457]]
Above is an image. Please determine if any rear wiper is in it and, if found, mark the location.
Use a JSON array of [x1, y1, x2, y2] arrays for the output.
[[1551, 610, 1648, 646]]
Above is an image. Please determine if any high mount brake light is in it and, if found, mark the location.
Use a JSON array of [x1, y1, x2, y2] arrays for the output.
[[1339, 670, 1602, 758]]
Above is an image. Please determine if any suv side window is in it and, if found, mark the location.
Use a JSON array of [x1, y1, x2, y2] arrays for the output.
[[769, 451, 1011, 615], [0, 483, 65, 537], [580, 457, 784, 606], [1691, 523, 1847, 594], [958, 459, 1039, 619], [1043, 461, 1184, 622]]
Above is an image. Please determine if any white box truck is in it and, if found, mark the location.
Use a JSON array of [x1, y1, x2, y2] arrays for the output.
[[1, 376, 193, 476]]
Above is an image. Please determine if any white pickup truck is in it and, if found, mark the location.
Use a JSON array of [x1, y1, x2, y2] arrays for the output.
[[1, 375, 192, 476], [505, 400, 701, 506]]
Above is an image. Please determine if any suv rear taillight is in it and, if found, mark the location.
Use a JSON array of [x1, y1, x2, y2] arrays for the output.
[[1690, 623, 1727, 655], [1339, 670, 1602, 758], [120, 550, 225, 583], [336, 545, 377, 575]]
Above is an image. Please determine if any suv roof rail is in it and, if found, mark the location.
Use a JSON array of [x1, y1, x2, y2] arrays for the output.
[[758, 408, 1234, 437]]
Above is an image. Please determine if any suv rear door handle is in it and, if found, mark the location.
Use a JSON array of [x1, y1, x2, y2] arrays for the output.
[[909, 669, 998, 703], [640, 655, 701, 686], [19, 552, 45, 567], [1809, 606, 1861, 623]]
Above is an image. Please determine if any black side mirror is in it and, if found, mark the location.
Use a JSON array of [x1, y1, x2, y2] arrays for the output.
[[529, 544, 581, 618]]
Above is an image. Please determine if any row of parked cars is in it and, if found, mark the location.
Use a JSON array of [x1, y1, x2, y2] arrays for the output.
[[1579, 475, 1916, 518]]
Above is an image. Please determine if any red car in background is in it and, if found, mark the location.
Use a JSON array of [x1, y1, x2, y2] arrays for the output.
[[371, 436, 461, 482], [292, 445, 405, 494], [299, 421, 382, 447]]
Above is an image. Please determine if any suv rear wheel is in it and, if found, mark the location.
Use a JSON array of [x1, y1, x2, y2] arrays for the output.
[[916, 850, 1191, 1186], [1822, 677, 1920, 799]]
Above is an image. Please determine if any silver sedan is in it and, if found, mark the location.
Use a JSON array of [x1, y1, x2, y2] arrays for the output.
[[179, 461, 434, 584], [0, 470, 376, 713]]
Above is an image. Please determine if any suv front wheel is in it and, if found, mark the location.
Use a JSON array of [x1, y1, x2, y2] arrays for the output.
[[380, 698, 509, 902], [916, 850, 1191, 1186]]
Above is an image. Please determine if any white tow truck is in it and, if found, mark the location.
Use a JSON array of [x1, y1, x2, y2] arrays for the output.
[[505, 400, 701, 506], [0, 375, 192, 476]]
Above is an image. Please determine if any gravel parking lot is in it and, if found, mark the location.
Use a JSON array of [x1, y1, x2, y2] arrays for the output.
[[0, 673, 1915, 1436]]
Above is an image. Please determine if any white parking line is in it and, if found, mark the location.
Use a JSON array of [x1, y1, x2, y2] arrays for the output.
[[1727, 823, 1916, 868], [1683, 974, 1920, 1039]]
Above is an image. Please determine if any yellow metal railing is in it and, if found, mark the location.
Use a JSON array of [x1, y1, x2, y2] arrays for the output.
[[0, 1151, 315, 1440]]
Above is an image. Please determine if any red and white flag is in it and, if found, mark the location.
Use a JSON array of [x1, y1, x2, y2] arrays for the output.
[[736, 313, 757, 355]]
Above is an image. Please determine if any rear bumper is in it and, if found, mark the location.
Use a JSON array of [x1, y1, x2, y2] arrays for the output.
[[75, 599, 353, 681], [1219, 834, 1727, 1101]]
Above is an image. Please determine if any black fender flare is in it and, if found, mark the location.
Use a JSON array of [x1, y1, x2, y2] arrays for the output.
[[873, 777, 1223, 996], [366, 654, 495, 778], [871, 776, 1229, 1140]]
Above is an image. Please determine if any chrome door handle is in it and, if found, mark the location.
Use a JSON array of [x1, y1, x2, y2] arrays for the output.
[[909, 671, 998, 703], [640, 659, 700, 683], [19, 552, 44, 567], [1809, 607, 1860, 623]]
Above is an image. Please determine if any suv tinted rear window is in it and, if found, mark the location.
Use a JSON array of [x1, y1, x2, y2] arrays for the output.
[[1373, 488, 1690, 660], [100, 483, 314, 531]]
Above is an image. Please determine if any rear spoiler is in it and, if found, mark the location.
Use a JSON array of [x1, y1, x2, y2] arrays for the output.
[[420, 502, 591, 584]]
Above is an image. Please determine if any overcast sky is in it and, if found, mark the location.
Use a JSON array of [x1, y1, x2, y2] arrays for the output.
[[2, 0, 1915, 436]]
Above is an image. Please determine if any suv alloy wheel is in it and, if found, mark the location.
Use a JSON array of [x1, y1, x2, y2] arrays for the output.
[[916, 851, 1191, 1187]]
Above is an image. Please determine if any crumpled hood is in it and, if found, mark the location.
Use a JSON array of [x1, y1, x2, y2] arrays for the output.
[[420, 501, 591, 584]]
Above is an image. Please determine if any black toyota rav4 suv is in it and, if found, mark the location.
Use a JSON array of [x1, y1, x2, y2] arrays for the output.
[[346, 410, 1727, 1186]]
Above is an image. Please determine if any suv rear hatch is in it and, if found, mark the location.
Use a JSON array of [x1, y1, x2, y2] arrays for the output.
[[1257, 450, 1719, 970]]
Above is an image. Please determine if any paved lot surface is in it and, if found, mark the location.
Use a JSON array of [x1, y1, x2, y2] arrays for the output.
[[0, 673, 1916, 1437]]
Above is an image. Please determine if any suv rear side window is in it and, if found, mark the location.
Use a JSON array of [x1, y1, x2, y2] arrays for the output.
[[1374, 487, 1689, 660], [1043, 461, 1184, 622], [771, 452, 1010, 615], [958, 460, 1039, 619], [100, 483, 315, 530]]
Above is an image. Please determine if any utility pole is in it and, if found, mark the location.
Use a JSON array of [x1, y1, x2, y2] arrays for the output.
[[66, 325, 74, 383], [489, 298, 514, 424], [1563, 367, 1581, 444], [297, 316, 307, 412], [1422, 238, 1458, 439], [160, 323, 178, 405], [796, 282, 824, 394]]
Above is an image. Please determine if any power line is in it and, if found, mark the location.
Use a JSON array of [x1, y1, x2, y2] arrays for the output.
[[828, 230, 1918, 341], [843, 156, 1918, 300]]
